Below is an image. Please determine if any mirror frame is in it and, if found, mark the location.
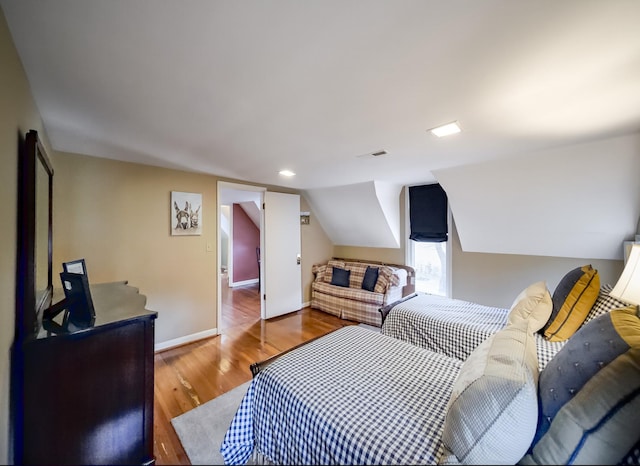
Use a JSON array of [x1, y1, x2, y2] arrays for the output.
[[16, 129, 53, 341]]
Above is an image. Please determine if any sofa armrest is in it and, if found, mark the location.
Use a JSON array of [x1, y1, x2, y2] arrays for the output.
[[311, 263, 327, 282]]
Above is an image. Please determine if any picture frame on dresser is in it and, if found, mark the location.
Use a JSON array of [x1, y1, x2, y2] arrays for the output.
[[59, 271, 96, 326], [63, 258, 88, 277]]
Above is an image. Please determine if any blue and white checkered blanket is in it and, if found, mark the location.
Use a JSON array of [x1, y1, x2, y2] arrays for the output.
[[381, 293, 565, 371], [220, 326, 462, 465]]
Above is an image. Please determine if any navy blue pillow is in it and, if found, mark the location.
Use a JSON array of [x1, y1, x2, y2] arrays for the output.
[[362, 266, 379, 292], [330, 267, 350, 287]]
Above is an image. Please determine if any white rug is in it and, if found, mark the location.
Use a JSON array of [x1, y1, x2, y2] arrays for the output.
[[171, 324, 379, 464], [171, 381, 251, 465]]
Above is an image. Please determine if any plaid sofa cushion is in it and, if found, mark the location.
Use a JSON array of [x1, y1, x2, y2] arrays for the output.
[[312, 281, 385, 306], [374, 267, 393, 293], [344, 263, 369, 289]]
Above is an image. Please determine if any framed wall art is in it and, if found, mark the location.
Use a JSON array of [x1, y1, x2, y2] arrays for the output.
[[171, 191, 202, 236]]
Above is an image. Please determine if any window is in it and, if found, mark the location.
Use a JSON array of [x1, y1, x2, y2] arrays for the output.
[[406, 184, 451, 296], [411, 241, 447, 295]]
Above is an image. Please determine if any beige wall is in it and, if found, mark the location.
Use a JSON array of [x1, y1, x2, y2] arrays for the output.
[[300, 195, 333, 303], [332, 245, 404, 265], [0, 7, 52, 463], [53, 152, 218, 344], [52, 157, 329, 344], [450, 219, 625, 308]]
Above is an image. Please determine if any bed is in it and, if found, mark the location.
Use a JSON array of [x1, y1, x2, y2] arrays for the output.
[[220, 295, 640, 465], [380, 292, 566, 371], [220, 326, 462, 465]]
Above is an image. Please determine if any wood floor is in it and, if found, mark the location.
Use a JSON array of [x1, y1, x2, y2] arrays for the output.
[[153, 275, 357, 465]]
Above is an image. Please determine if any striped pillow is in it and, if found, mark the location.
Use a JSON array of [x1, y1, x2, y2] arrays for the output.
[[542, 265, 600, 342], [522, 306, 640, 465], [442, 316, 539, 464]]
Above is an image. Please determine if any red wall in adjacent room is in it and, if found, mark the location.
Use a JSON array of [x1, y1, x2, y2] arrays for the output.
[[232, 203, 260, 283]]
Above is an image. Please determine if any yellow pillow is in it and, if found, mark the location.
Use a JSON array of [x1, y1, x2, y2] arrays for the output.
[[542, 265, 600, 342]]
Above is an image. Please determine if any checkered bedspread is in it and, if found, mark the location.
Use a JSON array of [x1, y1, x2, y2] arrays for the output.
[[220, 326, 462, 465], [381, 293, 565, 371]]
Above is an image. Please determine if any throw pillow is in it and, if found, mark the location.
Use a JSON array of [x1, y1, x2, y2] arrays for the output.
[[373, 267, 392, 294], [361, 266, 379, 292], [520, 306, 640, 465], [541, 265, 600, 342], [441, 318, 539, 465], [330, 267, 350, 288], [507, 281, 553, 333], [323, 260, 345, 284]]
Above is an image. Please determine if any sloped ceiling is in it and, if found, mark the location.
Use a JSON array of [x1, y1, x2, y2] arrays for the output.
[[1, 1, 639, 191], [434, 132, 640, 260], [2, 1, 640, 257], [238, 202, 260, 229], [304, 181, 402, 248]]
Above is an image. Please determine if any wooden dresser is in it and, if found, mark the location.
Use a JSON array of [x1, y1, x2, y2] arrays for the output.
[[17, 281, 158, 465]]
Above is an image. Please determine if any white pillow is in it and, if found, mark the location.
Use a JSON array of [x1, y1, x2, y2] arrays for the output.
[[441, 318, 540, 465], [507, 281, 553, 332]]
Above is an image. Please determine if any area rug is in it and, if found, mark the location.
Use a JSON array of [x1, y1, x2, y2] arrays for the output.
[[357, 323, 380, 332], [171, 324, 378, 464], [171, 380, 251, 465]]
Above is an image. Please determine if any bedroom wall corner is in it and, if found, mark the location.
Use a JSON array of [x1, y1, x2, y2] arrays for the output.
[[300, 194, 333, 303]]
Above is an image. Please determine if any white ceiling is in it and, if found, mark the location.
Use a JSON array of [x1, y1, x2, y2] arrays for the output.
[[2, 0, 640, 191]]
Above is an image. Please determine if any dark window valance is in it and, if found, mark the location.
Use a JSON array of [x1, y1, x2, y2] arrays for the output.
[[409, 183, 448, 242]]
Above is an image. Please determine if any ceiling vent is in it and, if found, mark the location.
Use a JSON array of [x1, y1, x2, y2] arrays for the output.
[[357, 150, 389, 158]]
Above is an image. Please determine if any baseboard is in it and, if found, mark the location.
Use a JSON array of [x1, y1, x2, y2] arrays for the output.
[[302, 300, 310, 308], [155, 328, 218, 352], [229, 278, 259, 287]]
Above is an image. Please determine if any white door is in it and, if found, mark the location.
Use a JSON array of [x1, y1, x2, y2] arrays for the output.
[[263, 191, 302, 319]]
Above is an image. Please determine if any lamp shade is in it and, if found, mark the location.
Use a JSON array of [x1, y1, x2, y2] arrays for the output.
[[610, 243, 640, 306]]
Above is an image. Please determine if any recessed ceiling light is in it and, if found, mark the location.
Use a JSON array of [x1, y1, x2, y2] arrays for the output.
[[279, 169, 295, 177], [429, 121, 462, 137]]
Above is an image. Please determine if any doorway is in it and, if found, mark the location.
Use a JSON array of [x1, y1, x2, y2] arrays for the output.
[[218, 183, 264, 332], [217, 182, 303, 333]]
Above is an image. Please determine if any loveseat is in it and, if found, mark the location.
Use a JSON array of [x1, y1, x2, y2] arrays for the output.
[[310, 258, 415, 327]]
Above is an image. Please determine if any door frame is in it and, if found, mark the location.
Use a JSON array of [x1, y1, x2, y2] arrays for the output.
[[217, 181, 266, 334]]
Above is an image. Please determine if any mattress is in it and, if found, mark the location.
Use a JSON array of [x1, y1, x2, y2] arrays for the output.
[[381, 293, 565, 371], [220, 326, 462, 465]]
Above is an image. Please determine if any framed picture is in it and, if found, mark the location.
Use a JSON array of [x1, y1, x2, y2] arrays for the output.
[[63, 258, 88, 276], [171, 191, 202, 236], [59, 271, 96, 326]]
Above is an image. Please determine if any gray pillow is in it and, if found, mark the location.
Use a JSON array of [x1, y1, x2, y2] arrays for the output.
[[519, 306, 640, 465], [441, 317, 539, 464]]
